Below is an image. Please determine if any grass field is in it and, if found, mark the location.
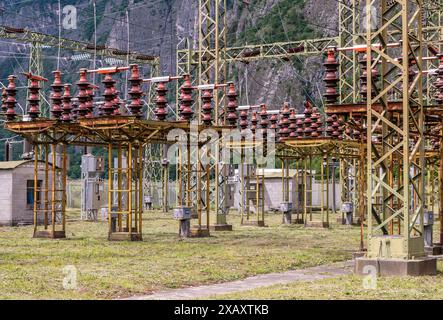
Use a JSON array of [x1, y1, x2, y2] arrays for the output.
[[208, 261, 443, 300], [0, 210, 361, 299]]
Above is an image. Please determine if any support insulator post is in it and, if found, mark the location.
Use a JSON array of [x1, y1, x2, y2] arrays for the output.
[[128, 64, 143, 118], [50, 70, 64, 120], [226, 83, 238, 126], [5, 75, 17, 121], [61, 84, 73, 123]]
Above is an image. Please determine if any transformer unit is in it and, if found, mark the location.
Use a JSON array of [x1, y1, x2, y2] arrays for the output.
[[81, 154, 105, 221]]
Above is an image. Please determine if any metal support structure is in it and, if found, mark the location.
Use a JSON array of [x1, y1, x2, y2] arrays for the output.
[[365, 0, 426, 259]]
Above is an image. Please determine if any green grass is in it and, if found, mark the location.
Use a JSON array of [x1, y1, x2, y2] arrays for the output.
[[0, 210, 360, 299], [208, 262, 443, 300]]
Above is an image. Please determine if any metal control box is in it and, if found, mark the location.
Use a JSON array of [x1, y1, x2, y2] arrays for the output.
[[280, 202, 292, 213], [173, 207, 192, 220]]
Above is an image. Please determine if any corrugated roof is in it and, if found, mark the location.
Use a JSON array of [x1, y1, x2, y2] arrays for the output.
[[0, 160, 32, 170]]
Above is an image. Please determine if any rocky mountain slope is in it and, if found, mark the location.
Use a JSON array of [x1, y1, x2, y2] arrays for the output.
[[0, 0, 338, 110]]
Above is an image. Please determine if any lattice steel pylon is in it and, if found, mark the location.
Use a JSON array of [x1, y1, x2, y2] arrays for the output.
[[194, 0, 230, 228], [365, 0, 426, 259], [338, 0, 361, 104]]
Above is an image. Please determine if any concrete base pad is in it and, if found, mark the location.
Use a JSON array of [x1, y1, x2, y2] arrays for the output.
[[336, 217, 346, 224], [34, 230, 66, 239], [425, 245, 443, 256], [109, 232, 143, 241], [209, 224, 233, 231], [352, 251, 366, 259], [355, 257, 437, 276], [305, 221, 330, 228], [190, 227, 210, 238], [292, 218, 304, 225], [241, 220, 267, 227]]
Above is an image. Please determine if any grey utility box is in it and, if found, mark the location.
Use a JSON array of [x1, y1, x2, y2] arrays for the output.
[[173, 206, 192, 220]]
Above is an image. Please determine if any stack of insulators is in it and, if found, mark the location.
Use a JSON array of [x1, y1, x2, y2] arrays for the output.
[[179, 74, 194, 121], [102, 72, 117, 116], [86, 84, 96, 118], [226, 83, 238, 126], [323, 50, 339, 104], [5, 75, 17, 121], [295, 115, 304, 139], [239, 108, 249, 132], [303, 101, 313, 138], [77, 69, 91, 118], [128, 64, 143, 118], [201, 89, 213, 125], [113, 91, 122, 116], [269, 113, 278, 130], [278, 102, 291, 141], [434, 54, 443, 104], [50, 71, 64, 120], [359, 54, 379, 101], [288, 109, 297, 138], [325, 114, 334, 138], [61, 84, 73, 123], [250, 111, 258, 134], [331, 114, 340, 139], [259, 104, 269, 138], [155, 82, 168, 121], [1, 88, 7, 113], [310, 107, 320, 138], [27, 76, 43, 120]]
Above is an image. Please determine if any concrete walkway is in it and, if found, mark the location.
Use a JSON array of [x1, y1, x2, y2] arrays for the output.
[[124, 260, 355, 300]]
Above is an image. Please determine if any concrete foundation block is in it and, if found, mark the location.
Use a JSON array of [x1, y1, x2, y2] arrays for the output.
[[190, 226, 210, 238], [425, 245, 443, 256], [209, 224, 233, 231], [354, 256, 437, 276], [291, 218, 304, 225]]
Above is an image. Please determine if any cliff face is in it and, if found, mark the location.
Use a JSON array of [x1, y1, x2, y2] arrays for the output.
[[0, 0, 339, 111]]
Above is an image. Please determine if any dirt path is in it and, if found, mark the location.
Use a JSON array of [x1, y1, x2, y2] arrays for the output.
[[124, 260, 355, 300]]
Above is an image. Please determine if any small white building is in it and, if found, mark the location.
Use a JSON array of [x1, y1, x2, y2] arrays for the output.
[[232, 168, 341, 212], [0, 160, 56, 226]]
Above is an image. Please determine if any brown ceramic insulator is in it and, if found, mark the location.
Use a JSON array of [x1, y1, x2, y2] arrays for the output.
[[337, 117, 345, 140], [85, 84, 96, 119], [179, 74, 194, 121], [26, 76, 43, 120], [5, 75, 17, 121], [331, 114, 340, 138], [323, 49, 339, 104], [250, 111, 258, 134], [278, 103, 291, 140], [50, 70, 64, 120], [296, 116, 304, 139], [226, 82, 238, 126], [269, 113, 278, 130], [101, 72, 117, 116], [325, 114, 334, 138], [76, 69, 90, 118], [259, 104, 269, 137], [128, 64, 143, 118], [1, 88, 7, 113], [61, 84, 73, 123], [303, 102, 313, 137], [239, 109, 249, 132], [113, 92, 122, 116], [155, 82, 168, 121], [201, 89, 213, 125], [288, 109, 297, 138]]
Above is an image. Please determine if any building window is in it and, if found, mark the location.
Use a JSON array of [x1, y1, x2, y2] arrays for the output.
[[26, 180, 42, 210]]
